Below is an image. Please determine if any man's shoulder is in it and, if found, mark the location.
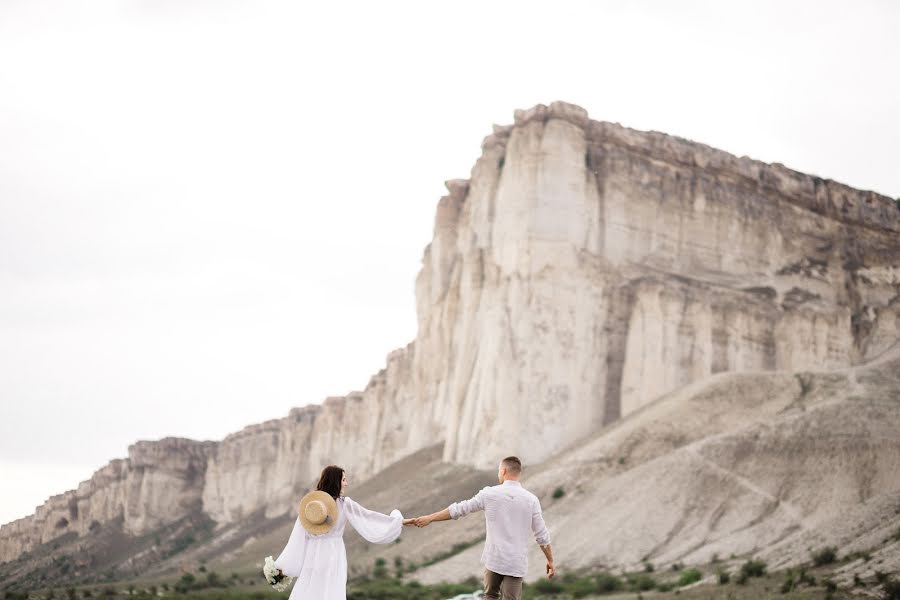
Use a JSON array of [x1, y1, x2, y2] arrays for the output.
[[515, 485, 540, 503]]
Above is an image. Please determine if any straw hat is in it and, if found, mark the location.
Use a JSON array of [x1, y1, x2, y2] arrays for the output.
[[298, 490, 338, 535]]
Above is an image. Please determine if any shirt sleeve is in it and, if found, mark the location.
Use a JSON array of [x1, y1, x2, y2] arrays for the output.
[[531, 496, 551, 546], [448, 487, 488, 519], [273, 516, 308, 577], [343, 497, 404, 544]]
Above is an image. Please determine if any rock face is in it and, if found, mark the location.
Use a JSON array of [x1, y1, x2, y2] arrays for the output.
[[2, 101, 898, 567], [416, 102, 898, 467], [0, 439, 214, 563]]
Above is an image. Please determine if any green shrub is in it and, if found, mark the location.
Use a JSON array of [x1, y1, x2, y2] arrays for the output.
[[595, 572, 623, 592], [532, 578, 564, 594], [373, 557, 388, 579], [552, 487, 565, 499], [812, 546, 837, 566], [717, 568, 730, 585], [627, 574, 656, 591], [678, 568, 702, 587], [740, 559, 767, 578], [568, 578, 596, 598]]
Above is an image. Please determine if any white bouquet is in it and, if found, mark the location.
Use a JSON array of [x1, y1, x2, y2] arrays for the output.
[[263, 555, 293, 591]]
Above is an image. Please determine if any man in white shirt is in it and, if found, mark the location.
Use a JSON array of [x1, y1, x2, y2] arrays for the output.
[[408, 456, 554, 600]]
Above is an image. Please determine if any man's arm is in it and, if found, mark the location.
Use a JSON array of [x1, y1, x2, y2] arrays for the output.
[[412, 488, 487, 527], [412, 507, 451, 527], [540, 544, 555, 578], [532, 497, 554, 578]]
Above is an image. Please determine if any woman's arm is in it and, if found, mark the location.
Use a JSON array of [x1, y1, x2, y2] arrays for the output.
[[343, 497, 404, 544], [273, 516, 308, 577]]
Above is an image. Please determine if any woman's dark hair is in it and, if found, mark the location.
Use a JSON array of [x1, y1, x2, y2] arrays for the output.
[[316, 465, 344, 499]]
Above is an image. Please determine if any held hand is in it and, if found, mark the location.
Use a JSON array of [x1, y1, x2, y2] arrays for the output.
[[546, 561, 556, 579], [413, 516, 433, 528], [402, 518, 416, 526]]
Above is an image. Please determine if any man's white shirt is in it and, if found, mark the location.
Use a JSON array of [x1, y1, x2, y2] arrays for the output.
[[448, 480, 550, 577]]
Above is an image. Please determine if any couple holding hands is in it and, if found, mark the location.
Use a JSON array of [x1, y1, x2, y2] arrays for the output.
[[268, 456, 554, 600]]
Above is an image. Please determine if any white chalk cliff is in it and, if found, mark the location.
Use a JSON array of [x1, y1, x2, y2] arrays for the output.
[[2, 101, 898, 568]]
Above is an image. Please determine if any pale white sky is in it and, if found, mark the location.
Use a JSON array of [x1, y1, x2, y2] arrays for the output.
[[1, 0, 898, 527]]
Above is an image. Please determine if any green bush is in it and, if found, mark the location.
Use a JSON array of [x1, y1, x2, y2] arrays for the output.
[[532, 579, 564, 594], [595, 572, 623, 592], [812, 546, 837, 566], [552, 487, 565, 499], [373, 557, 388, 579], [740, 559, 767, 578], [717, 568, 730, 585], [626, 574, 656, 591], [568, 578, 595, 598], [678, 568, 702, 587]]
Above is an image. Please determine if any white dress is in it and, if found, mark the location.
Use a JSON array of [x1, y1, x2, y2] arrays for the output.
[[273, 496, 404, 600]]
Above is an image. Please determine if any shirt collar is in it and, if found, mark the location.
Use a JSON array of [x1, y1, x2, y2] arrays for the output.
[[502, 480, 522, 487]]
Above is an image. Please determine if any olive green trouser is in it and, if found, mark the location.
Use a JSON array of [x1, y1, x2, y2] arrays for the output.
[[484, 569, 523, 600]]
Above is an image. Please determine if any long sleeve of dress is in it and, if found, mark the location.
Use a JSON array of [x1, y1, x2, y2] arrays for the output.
[[342, 497, 404, 544], [273, 516, 308, 577]]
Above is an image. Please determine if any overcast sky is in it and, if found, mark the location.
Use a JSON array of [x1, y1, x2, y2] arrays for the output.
[[1, 0, 898, 527]]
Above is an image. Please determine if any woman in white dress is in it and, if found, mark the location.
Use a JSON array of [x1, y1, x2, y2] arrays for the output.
[[272, 465, 406, 599]]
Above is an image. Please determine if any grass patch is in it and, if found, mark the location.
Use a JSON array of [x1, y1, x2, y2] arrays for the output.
[[678, 568, 702, 587]]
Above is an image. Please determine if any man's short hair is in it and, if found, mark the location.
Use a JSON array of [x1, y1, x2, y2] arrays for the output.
[[501, 456, 522, 475]]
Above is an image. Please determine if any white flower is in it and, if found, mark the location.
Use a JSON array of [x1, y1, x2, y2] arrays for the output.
[[263, 555, 292, 591]]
